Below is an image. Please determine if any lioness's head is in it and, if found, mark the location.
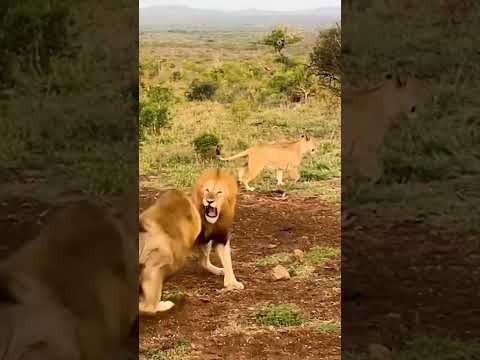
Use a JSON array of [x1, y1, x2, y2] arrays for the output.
[[300, 134, 317, 155], [384, 73, 427, 120], [192, 169, 238, 224]]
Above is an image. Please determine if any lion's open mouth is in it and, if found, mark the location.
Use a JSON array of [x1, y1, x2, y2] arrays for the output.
[[204, 205, 219, 223]]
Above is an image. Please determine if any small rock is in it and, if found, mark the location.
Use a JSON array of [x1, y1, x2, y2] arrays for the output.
[[267, 244, 278, 249], [293, 249, 304, 260], [271, 265, 290, 281], [368, 343, 392, 360]]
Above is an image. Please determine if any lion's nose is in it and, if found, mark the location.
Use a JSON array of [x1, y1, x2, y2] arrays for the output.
[[207, 199, 214, 205]]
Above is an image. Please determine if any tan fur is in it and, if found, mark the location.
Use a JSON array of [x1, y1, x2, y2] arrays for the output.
[[138, 189, 201, 315], [0, 199, 138, 360], [342, 72, 427, 184], [220, 135, 317, 191], [191, 169, 244, 290]]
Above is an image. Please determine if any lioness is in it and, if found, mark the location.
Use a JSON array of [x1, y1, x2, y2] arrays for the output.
[[0, 199, 138, 359], [342, 72, 426, 183], [138, 189, 201, 315], [191, 168, 244, 290], [220, 135, 317, 191]]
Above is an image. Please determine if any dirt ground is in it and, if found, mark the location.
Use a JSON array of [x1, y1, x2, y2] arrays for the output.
[[342, 209, 480, 352], [139, 189, 341, 360], [0, 189, 340, 359]]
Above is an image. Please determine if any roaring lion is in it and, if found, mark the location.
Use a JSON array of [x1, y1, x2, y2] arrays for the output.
[[0, 198, 138, 359], [342, 72, 427, 183], [191, 168, 244, 290], [220, 135, 317, 191], [138, 189, 201, 315]]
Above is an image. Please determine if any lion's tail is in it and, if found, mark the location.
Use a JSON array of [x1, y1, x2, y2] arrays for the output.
[[219, 149, 250, 161]]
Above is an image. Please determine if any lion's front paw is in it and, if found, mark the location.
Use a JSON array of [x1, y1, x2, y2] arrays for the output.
[[157, 300, 175, 312], [224, 280, 244, 290], [139, 300, 174, 315]]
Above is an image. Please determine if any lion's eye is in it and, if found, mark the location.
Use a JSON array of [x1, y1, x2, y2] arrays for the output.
[[217, 191, 223, 195], [204, 189, 209, 193]]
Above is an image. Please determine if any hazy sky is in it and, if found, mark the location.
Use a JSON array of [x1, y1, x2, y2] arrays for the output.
[[139, 0, 340, 11]]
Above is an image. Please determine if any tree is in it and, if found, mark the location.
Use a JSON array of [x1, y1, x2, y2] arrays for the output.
[[309, 24, 341, 96], [261, 25, 303, 58]]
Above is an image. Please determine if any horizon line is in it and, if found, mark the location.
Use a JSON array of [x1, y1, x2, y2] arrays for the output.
[[139, 4, 340, 11]]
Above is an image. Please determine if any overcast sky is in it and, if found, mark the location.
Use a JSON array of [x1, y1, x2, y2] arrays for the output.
[[139, 0, 340, 11]]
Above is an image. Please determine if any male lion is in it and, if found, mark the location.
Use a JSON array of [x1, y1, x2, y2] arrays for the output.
[[0, 199, 138, 360], [220, 135, 317, 191], [342, 72, 427, 183], [138, 189, 201, 315], [191, 168, 244, 290]]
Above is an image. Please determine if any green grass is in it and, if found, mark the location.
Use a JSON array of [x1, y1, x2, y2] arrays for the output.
[[254, 304, 306, 327], [255, 252, 291, 267], [303, 246, 340, 264], [313, 320, 341, 334], [145, 337, 192, 360]]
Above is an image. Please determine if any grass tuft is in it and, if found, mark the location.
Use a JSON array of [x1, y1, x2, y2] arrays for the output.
[[255, 252, 291, 267], [146, 337, 191, 360], [313, 321, 340, 334], [254, 303, 306, 327]]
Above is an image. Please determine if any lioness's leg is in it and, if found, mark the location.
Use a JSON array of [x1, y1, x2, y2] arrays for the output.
[[276, 170, 284, 186], [359, 148, 382, 183], [242, 164, 262, 191], [198, 241, 224, 276], [215, 237, 244, 290], [139, 267, 173, 314], [287, 167, 300, 182]]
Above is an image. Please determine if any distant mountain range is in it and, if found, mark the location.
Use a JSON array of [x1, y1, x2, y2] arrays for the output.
[[139, 5, 340, 32]]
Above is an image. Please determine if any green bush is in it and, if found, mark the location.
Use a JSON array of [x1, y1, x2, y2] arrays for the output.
[[192, 133, 220, 158], [139, 85, 176, 139], [185, 79, 218, 101], [267, 64, 316, 103]]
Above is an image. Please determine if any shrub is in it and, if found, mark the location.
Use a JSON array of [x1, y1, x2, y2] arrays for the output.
[[185, 79, 218, 101], [139, 85, 175, 139], [267, 64, 317, 103], [192, 133, 220, 158], [309, 24, 341, 96]]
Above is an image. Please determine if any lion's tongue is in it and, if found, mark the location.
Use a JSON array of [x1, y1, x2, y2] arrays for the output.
[[207, 207, 217, 217]]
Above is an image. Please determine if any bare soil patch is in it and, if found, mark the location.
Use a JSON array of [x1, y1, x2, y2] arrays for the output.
[[139, 189, 341, 359], [342, 210, 480, 352]]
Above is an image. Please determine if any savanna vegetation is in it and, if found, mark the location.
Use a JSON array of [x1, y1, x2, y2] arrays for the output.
[[139, 25, 340, 199], [342, 1, 480, 358], [0, 0, 137, 201], [342, 1, 480, 231]]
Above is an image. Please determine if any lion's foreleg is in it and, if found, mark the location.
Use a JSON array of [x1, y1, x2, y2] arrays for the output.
[[214, 236, 244, 290], [198, 241, 224, 276]]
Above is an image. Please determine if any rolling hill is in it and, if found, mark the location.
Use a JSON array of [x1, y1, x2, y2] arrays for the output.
[[139, 5, 340, 32]]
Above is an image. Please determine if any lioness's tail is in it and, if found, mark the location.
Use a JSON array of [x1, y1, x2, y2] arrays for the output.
[[219, 149, 250, 161]]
